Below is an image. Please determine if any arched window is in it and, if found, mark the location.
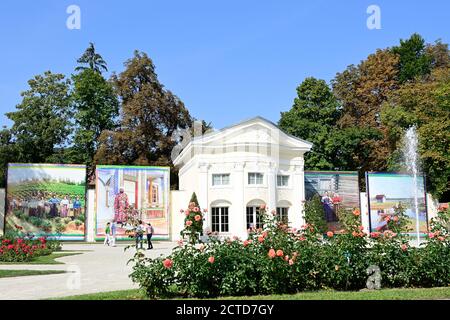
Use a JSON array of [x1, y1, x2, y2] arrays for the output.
[[246, 199, 265, 229]]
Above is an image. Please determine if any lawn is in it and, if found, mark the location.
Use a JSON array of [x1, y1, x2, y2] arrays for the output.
[[0, 252, 82, 265], [55, 287, 450, 300], [0, 269, 67, 278]]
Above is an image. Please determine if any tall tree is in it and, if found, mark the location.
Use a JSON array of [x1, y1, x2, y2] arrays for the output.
[[391, 33, 432, 83], [75, 42, 108, 74], [6, 71, 72, 163], [95, 51, 192, 170], [71, 68, 119, 173], [278, 77, 341, 170]]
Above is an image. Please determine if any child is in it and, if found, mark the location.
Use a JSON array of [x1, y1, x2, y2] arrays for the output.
[[104, 222, 111, 246]]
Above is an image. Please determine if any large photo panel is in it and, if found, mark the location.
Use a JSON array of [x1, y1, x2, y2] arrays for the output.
[[366, 172, 428, 235], [304, 171, 360, 233], [6, 163, 87, 240], [95, 165, 170, 240]]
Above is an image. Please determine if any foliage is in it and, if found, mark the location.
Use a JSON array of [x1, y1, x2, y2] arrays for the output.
[[70, 68, 119, 176], [75, 42, 108, 74], [0, 236, 61, 262], [382, 67, 450, 198], [95, 51, 192, 168], [391, 33, 432, 83], [5, 71, 72, 164], [129, 206, 450, 298], [180, 193, 205, 244], [278, 77, 341, 170], [303, 195, 327, 234]]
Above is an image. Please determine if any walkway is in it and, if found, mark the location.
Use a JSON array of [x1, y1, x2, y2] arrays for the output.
[[0, 242, 176, 300]]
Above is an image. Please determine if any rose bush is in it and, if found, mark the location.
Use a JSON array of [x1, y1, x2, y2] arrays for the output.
[[0, 236, 61, 262], [129, 204, 450, 298]]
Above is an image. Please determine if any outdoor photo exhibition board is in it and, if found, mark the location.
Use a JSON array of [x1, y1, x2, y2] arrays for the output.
[[366, 172, 428, 234], [5, 163, 87, 240], [304, 171, 360, 233], [95, 165, 170, 240]]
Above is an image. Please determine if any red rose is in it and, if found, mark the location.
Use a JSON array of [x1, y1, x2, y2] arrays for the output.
[[276, 249, 283, 257]]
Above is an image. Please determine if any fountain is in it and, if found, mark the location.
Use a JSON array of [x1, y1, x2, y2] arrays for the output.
[[403, 126, 421, 246]]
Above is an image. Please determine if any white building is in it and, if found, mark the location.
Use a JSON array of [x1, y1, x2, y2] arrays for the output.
[[172, 117, 313, 240]]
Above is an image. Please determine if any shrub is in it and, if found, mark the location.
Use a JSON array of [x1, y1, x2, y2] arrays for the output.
[[0, 236, 59, 262], [180, 192, 205, 245]]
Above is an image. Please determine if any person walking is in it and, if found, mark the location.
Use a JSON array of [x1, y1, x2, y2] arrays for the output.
[[135, 220, 144, 250], [104, 222, 111, 246], [110, 221, 117, 247], [146, 222, 154, 250]]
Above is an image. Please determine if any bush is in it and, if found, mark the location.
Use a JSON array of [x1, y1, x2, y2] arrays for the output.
[[129, 206, 450, 298], [0, 236, 60, 262]]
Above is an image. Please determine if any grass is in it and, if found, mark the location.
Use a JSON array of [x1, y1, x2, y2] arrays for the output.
[[55, 287, 450, 300], [0, 252, 82, 265], [0, 269, 67, 278]]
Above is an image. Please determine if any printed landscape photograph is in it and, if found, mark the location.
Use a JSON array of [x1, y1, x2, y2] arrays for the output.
[[95, 165, 170, 240], [304, 171, 360, 233], [367, 172, 428, 235], [5, 163, 86, 240]]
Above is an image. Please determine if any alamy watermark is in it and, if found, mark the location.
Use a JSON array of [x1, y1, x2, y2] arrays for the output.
[[66, 5, 81, 30], [367, 5, 381, 30]]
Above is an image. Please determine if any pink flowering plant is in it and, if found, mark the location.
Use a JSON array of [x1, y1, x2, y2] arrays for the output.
[[180, 193, 204, 245]]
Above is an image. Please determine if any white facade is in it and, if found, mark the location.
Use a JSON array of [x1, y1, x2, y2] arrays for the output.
[[173, 117, 313, 239]]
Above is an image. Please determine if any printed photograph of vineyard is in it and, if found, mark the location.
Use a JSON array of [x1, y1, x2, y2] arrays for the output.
[[5, 163, 86, 240]]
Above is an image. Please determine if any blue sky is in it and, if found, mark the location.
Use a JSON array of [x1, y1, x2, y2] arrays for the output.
[[0, 0, 448, 129], [368, 174, 426, 199]]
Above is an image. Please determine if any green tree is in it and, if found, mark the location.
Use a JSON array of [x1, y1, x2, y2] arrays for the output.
[[71, 68, 119, 174], [75, 42, 108, 73], [279, 77, 341, 170], [391, 33, 432, 83], [6, 71, 72, 163], [95, 51, 192, 171]]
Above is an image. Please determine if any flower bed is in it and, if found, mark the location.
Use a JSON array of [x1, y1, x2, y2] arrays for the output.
[[129, 205, 450, 298], [0, 237, 62, 263]]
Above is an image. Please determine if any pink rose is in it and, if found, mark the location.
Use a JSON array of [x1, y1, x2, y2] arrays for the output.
[[276, 249, 284, 257], [185, 220, 192, 227], [326, 231, 334, 238], [163, 259, 173, 269], [208, 256, 215, 264], [194, 215, 202, 221], [268, 249, 276, 259]]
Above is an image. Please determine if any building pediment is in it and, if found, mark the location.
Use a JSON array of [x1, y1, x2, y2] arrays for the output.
[[173, 116, 312, 167]]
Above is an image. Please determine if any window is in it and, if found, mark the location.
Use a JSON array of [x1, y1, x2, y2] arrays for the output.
[[248, 172, 263, 185], [277, 175, 289, 187], [276, 207, 289, 224], [246, 206, 263, 229], [211, 207, 229, 233], [212, 174, 230, 186]]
